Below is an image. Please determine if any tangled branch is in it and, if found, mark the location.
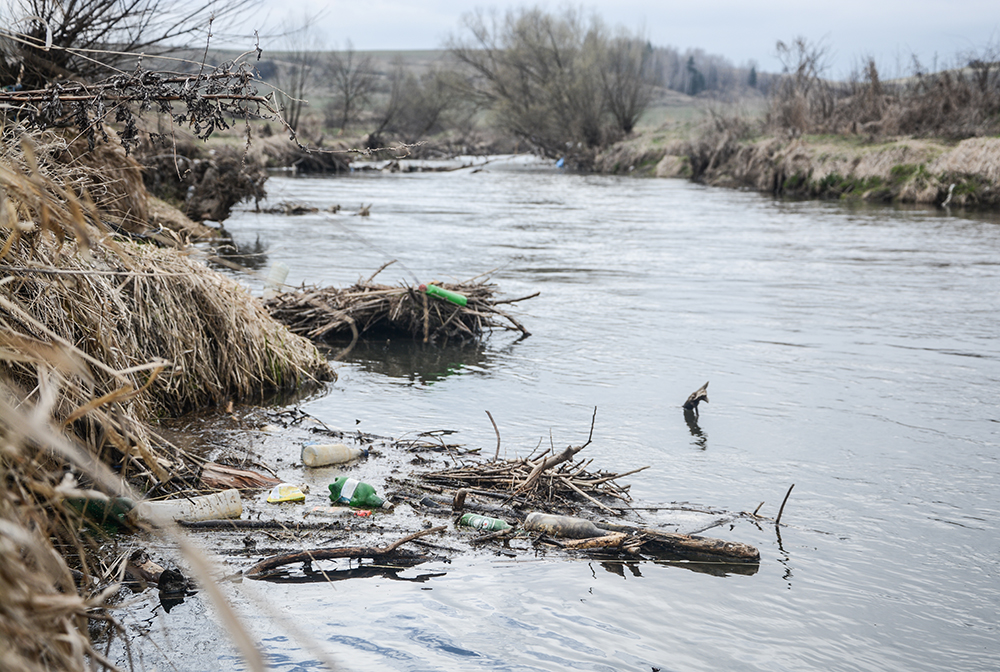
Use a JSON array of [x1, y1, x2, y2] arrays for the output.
[[0, 56, 277, 154]]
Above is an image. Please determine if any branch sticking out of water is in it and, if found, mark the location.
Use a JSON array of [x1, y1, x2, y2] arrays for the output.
[[775, 483, 795, 528]]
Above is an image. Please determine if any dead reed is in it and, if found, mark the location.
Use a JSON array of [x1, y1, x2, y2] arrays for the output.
[[1, 126, 334, 670]]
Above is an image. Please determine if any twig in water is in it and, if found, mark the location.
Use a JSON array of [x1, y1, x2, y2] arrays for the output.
[[486, 410, 501, 461], [775, 484, 795, 528]]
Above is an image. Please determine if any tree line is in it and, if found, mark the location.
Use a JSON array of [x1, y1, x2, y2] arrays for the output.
[[1, 0, 759, 163], [251, 7, 761, 163]]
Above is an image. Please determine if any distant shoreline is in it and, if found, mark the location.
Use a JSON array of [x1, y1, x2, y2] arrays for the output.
[[595, 133, 1000, 209]]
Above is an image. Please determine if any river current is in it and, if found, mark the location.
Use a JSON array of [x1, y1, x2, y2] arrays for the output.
[[139, 157, 999, 671]]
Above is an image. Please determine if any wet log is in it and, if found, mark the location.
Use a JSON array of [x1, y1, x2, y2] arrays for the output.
[[641, 530, 758, 562], [245, 525, 446, 579], [598, 522, 759, 562], [683, 381, 709, 415]]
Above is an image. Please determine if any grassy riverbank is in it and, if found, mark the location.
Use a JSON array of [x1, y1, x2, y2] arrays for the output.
[[0, 129, 334, 671], [594, 128, 1000, 208]]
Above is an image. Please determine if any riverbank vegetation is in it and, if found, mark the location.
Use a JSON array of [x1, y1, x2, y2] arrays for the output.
[[2, 5, 336, 665], [672, 37, 1000, 206], [1, 0, 997, 667], [137, 16, 997, 210]]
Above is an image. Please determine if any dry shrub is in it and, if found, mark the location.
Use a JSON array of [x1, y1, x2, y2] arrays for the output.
[[768, 52, 1000, 140], [684, 114, 758, 180]]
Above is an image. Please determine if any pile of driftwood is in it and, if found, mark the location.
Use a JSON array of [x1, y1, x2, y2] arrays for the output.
[[264, 264, 536, 344], [421, 443, 645, 515], [397, 410, 761, 567]]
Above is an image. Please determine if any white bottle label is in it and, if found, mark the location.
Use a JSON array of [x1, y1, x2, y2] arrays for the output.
[[339, 478, 359, 503]]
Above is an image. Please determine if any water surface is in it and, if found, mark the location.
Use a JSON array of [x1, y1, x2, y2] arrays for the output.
[[160, 158, 999, 671]]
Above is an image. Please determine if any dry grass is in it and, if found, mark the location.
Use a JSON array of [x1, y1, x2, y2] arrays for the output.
[[1, 126, 336, 670], [929, 137, 1000, 184]]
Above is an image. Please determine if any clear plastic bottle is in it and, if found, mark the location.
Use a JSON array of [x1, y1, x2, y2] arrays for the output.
[[457, 512, 511, 531], [522, 512, 605, 539], [328, 477, 393, 510], [301, 442, 368, 467], [128, 489, 243, 525]]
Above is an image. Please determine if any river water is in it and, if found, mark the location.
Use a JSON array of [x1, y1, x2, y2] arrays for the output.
[[157, 157, 998, 671]]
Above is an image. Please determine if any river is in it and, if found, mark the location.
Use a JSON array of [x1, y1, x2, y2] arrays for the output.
[[139, 157, 1000, 671]]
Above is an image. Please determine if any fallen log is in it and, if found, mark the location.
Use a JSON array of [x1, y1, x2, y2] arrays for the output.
[[244, 525, 447, 579], [597, 522, 760, 563], [125, 549, 166, 587]]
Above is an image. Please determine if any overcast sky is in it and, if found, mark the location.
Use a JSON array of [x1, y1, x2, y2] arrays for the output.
[[239, 1, 999, 77]]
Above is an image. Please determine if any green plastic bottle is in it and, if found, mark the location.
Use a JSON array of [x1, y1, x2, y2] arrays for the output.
[[328, 477, 393, 510], [66, 496, 135, 531], [419, 283, 468, 307], [457, 512, 511, 531]]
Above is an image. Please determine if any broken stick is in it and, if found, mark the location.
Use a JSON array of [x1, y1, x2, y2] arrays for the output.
[[244, 526, 447, 579], [515, 407, 597, 495]]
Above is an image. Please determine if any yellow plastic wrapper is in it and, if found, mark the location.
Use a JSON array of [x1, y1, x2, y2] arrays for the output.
[[266, 483, 306, 503]]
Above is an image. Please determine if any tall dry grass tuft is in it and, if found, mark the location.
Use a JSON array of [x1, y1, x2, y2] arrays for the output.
[[1, 126, 335, 670], [1, 376, 127, 672]]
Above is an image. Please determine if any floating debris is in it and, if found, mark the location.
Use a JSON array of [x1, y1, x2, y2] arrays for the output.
[[265, 264, 537, 343]]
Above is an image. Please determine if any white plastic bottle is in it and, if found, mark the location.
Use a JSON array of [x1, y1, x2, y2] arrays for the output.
[[301, 443, 368, 467], [262, 261, 289, 300], [128, 488, 243, 525]]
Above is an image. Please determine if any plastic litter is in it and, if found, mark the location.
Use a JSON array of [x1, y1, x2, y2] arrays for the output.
[[419, 283, 468, 306], [128, 489, 243, 525], [305, 506, 372, 518], [301, 442, 368, 467], [266, 483, 307, 503], [522, 512, 605, 539], [328, 477, 393, 510]]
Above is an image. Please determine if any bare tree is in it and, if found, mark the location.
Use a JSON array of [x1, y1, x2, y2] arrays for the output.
[[770, 36, 834, 134], [270, 20, 321, 134], [324, 40, 376, 131], [367, 58, 462, 146], [0, 0, 253, 87], [602, 33, 653, 134], [449, 7, 616, 158], [366, 58, 406, 148], [391, 68, 460, 143]]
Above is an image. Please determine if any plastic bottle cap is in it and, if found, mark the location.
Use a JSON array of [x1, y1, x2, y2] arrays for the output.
[[418, 284, 427, 292]]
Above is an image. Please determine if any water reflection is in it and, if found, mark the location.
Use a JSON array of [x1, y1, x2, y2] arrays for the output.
[[257, 566, 447, 584], [683, 408, 708, 450], [595, 555, 758, 578], [336, 339, 493, 385], [208, 229, 271, 271]]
